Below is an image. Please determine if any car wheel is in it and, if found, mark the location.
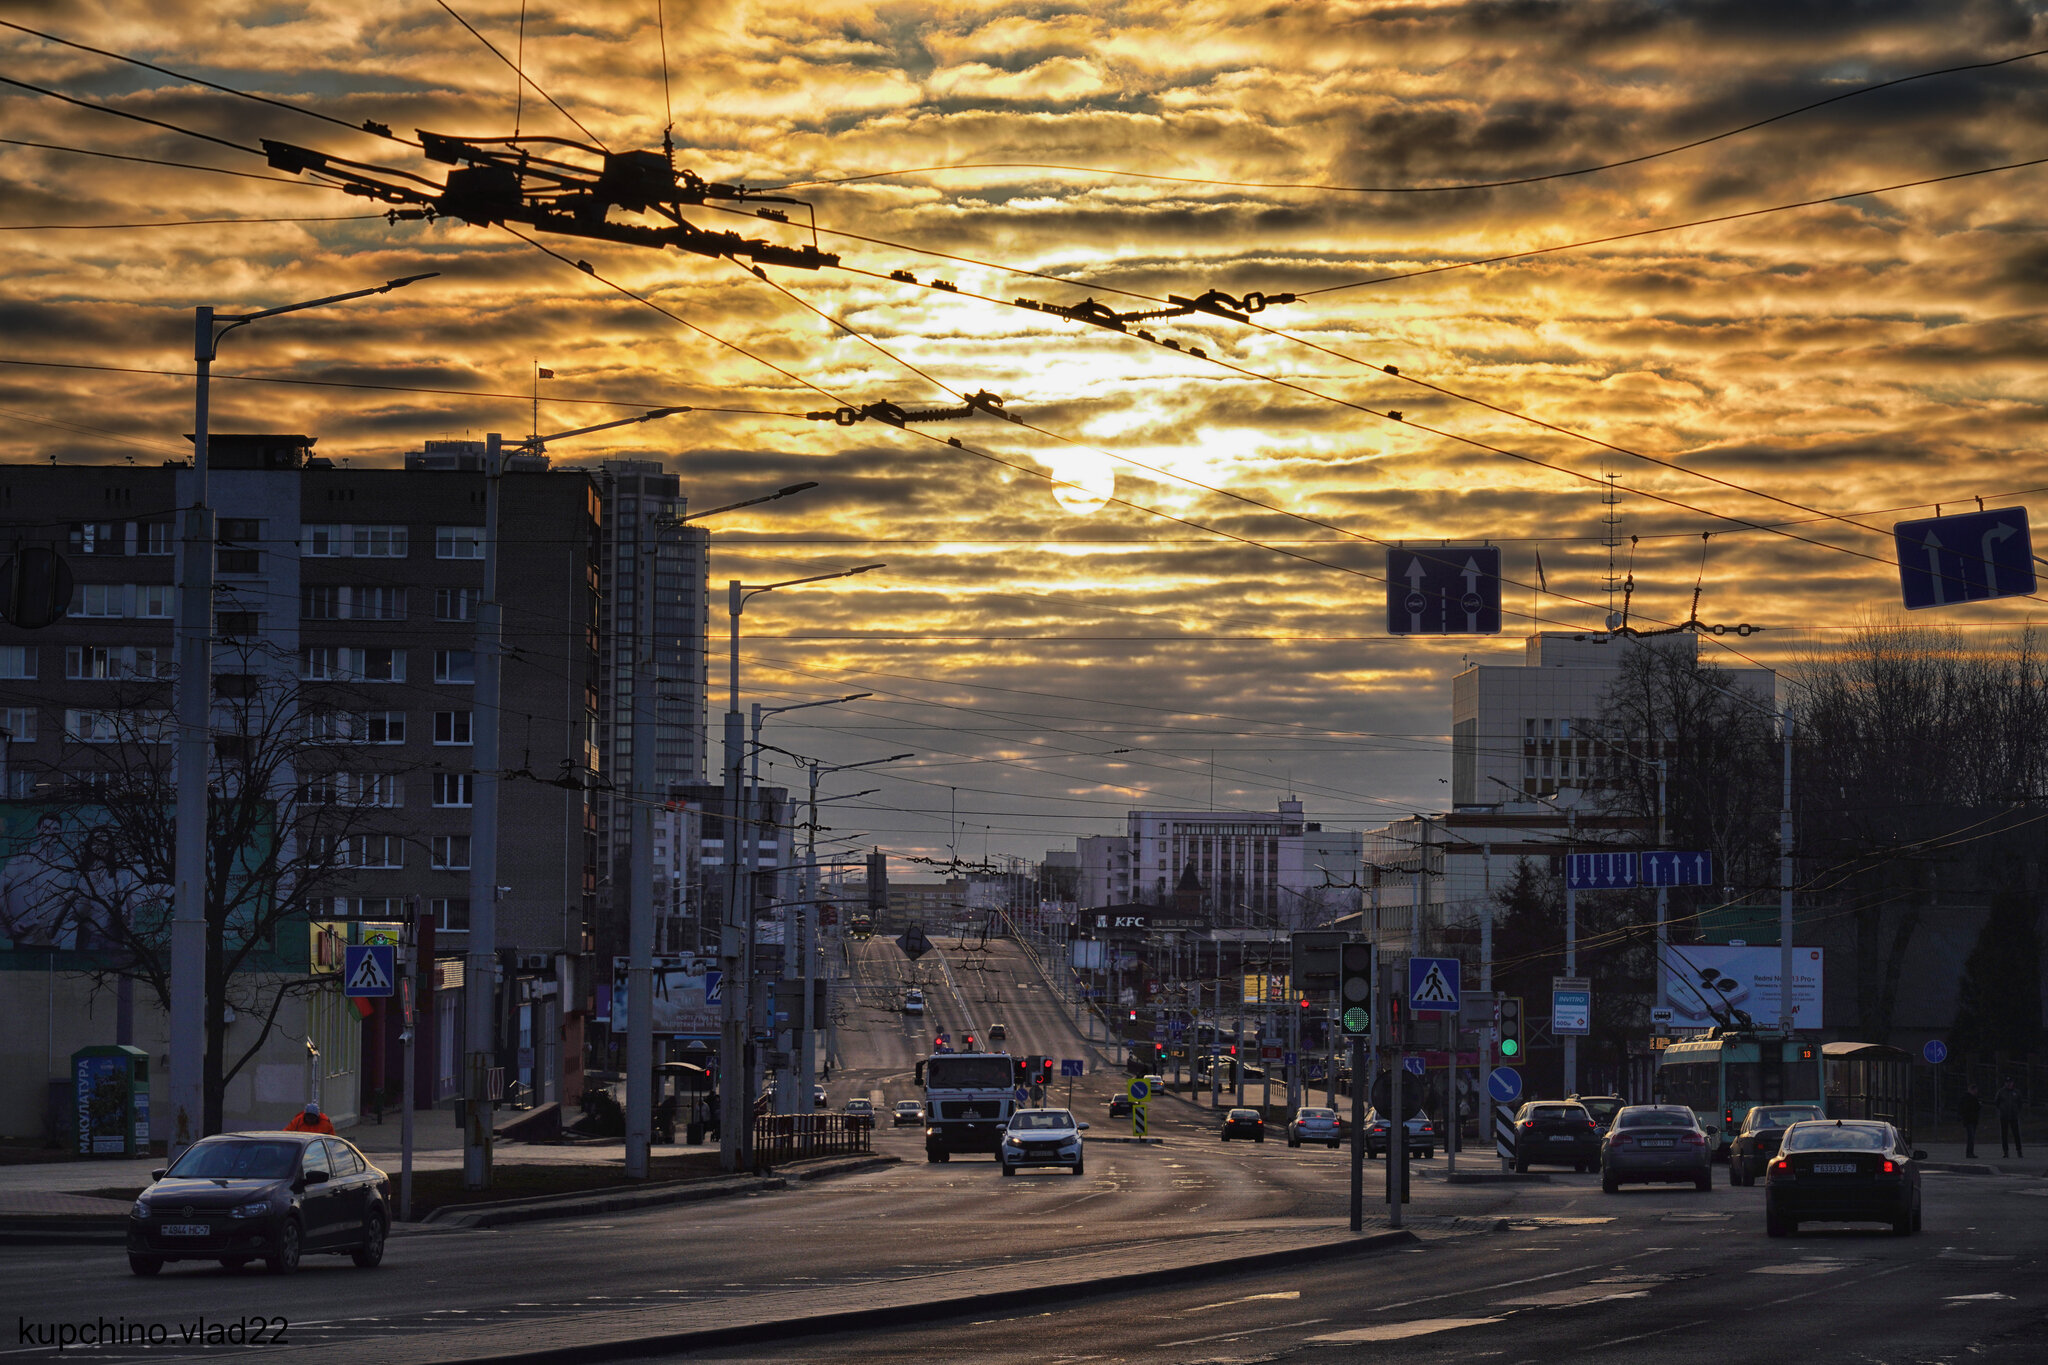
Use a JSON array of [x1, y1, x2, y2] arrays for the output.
[[1695, 1170, 1713, 1192], [351, 1209, 388, 1268], [1892, 1203, 1914, 1236], [1072, 1161, 1084, 1176], [1423, 1148, 1434, 1160], [265, 1218, 302, 1275], [1766, 1203, 1791, 1238], [1255, 1135, 1264, 1143], [219, 1256, 250, 1272], [1912, 1194, 1923, 1233], [1329, 1142, 1340, 1150], [1289, 1137, 1299, 1148], [937, 1151, 950, 1163], [1000, 1162, 1014, 1177], [1514, 1156, 1529, 1173], [1601, 1167, 1619, 1194], [128, 1254, 163, 1276]]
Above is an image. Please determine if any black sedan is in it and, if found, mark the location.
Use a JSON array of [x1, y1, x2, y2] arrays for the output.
[[1107, 1094, 1133, 1119], [127, 1132, 390, 1276], [1220, 1108, 1266, 1142], [1512, 1101, 1601, 1172], [1765, 1119, 1924, 1237], [1601, 1104, 1713, 1192], [1729, 1104, 1827, 1185]]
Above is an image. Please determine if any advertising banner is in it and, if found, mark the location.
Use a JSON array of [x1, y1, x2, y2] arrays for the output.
[[609, 954, 721, 1037], [1660, 945, 1823, 1030]]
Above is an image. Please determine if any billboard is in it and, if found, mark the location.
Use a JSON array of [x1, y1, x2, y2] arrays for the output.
[[609, 954, 721, 1037], [1660, 946, 1823, 1031], [0, 805, 163, 951]]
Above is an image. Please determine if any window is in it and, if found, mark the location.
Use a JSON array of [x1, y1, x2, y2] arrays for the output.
[[343, 835, 405, 869], [303, 525, 341, 557], [301, 584, 340, 620], [435, 587, 479, 621], [433, 772, 474, 807], [433, 897, 471, 932], [65, 645, 162, 680], [299, 647, 405, 682], [68, 522, 125, 554], [64, 709, 120, 742], [0, 707, 36, 742], [436, 526, 485, 559], [434, 650, 474, 684], [214, 672, 259, 700], [365, 711, 405, 744], [303, 585, 406, 620], [216, 611, 261, 637], [141, 522, 173, 555], [216, 548, 261, 574], [302, 524, 408, 558], [356, 586, 406, 621], [136, 584, 171, 617], [433, 711, 473, 745], [357, 773, 403, 808], [217, 518, 263, 544], [301, 772, 340, 804], [431, 834, 471, 870], [70, 583, 124, 618], [360, 648, 403, 683], [0, 646, 32, 680]]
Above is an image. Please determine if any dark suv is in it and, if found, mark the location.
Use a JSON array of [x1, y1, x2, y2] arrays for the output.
[[1512, 1101, 1601, 1172]]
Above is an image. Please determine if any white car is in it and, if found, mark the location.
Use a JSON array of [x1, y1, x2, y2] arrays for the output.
[[1000, 1108, 1088, 1177], [903, 990, 925, 1015], [1288, 1106, 1343, 1149]]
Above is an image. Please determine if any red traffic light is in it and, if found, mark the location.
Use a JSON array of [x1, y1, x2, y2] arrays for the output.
[[1128, 1010, 1138, 1021], [1299, 998, 1310, 1010]]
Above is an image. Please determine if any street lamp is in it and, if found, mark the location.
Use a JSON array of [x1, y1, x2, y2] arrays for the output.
[[170, 272, 437, 1158], [719, 563, 883, 1172]]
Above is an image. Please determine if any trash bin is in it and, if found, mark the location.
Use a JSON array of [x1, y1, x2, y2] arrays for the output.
[[71, 1044, 150, 1157]]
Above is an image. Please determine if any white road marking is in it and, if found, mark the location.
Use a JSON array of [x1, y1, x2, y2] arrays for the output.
[[1189, 1291, 1302, 1312], [1160, 1317, 1330, 1347], [1311, 1317, 1504, 1343], [1751, 1259, 1856, 1275], [1498, 1287, 1650, 1307], [1946, 1292, 2015, 1302]]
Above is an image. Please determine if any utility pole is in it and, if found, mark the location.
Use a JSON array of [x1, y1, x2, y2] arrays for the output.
[[1562, 802, 1578, 1097], [463, 432, 504, 1190], [624, 507, 658, 1179]]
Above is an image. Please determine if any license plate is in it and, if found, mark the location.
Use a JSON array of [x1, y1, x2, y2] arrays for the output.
[[1812, 1162, 1857, 1174], [159, 1223, 210, 1236], [1550, 1134, 1575, 1141], [1640, 1139, 1675, 1148]]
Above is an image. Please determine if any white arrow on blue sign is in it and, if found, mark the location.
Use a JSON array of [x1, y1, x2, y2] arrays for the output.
[[1060, 1058, 1085, 1078], [1895, 507, 2036, 611], [1641, 851, 1714, 887], [1567, 852, 1638, 890], [1385, 545, 1503, 636], [1403, 1055, 1426, 1076], [1487, 1067, 1523, 1103], [1408, 956, 1461, 1012]]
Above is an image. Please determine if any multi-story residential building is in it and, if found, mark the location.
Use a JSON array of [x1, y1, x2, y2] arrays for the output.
[[1076, 802, 1363, 928], [0, 437, 603, 1137]]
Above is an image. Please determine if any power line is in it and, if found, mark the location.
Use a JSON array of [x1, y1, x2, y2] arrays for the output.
[[432, 0, 610, 151], [0, 71, 267, 157], [761, 44, 2048, 196], [0, 214, 387, 231], [0, 135, 328, 186]]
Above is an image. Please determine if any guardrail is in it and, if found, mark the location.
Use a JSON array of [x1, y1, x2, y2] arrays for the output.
[[750, 1113, 873, 1169]]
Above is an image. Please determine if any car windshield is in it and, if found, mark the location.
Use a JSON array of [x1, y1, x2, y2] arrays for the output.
[[1748, 1106, 1827, 1131], [1783, 1123, 1890, 1152], [1229, 1109, 1261, 1119], [1299, 1109, 1335, 1119], [1617, 1107, 1698, 1129], [847, 1100, 871, 1110], [164, 1139, 299, 1180], [1577, 1098, 1622, 1121], [1010, 1111, 1075, 1131], [1531, 1105, 1589, 1122], [895, 1102, 918, 1111], [926, 1056, 1014, 1089]]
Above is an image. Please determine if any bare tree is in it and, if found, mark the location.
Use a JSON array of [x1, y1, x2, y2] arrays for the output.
[[0, 646, 413, 1133]]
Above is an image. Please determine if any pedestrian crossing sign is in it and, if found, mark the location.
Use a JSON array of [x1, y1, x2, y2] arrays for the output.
[[1408, 956, 1461, 1013], [343, 944, 396, 998]]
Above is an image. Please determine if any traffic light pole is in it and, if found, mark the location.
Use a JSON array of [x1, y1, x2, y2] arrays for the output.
[[1348, 1033, 1365, 1232]]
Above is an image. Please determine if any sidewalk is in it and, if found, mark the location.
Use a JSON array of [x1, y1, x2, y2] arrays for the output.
[[1912, 1138, 2048, 1177]]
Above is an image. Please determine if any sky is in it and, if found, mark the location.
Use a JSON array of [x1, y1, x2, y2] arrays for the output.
[[5, 0, 2048, 869]]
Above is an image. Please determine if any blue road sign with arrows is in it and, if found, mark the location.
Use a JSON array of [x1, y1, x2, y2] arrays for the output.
[[1641, 851, 1714, 887], [1567, 852, 1638, 890], [1895, 507, 2036, 611], [1487, 1067, 1523, 1103], [1408, 956, 1462, 1012], [1060, 1058, 1085, 1078], [1385, 545, 1502, 635]]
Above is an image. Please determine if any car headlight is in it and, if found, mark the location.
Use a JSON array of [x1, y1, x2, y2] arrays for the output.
[[1003, 1135, 1022, 1146], [231, 1200, 272, 1219], [131, 1199, 149, 1218]]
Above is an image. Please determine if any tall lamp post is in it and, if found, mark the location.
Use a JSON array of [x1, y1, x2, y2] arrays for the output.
[[719, 564, 884, 1172], [170, 272, 436, 1159], [619, 482, 818, 1181]]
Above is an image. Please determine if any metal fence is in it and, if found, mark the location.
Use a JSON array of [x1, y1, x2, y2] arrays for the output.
[[749, 1112, 872, 1168]]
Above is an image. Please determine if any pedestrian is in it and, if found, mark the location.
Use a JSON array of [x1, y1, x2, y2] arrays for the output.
[[1958, 1082, 1982, 1159], [1995, 1079, 2023, 1159], [284, 1101, 336, 1135]]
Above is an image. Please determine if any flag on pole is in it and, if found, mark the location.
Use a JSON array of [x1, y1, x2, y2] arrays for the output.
[[537, 367, 555, 379], [1534, 547, 1547, 591]]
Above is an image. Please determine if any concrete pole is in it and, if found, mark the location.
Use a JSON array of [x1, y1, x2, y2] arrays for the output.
[[169, 307, 216, 1158], [1779, 710, 1795, 1033], [1655, 759, 1669, 1022], [624, 510, 658, 1179], [719, 583, 746, 1172], [463, 433, 505, 1190], [800, 764, 819, 1112]]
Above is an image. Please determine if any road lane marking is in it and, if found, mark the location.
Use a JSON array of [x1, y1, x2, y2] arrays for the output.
[[1311, 1318, 1504, 1342], [1189, 1291, 1302, 1312], [1498, 1287, 1651, 1307], [1750, 1259, 1858, 1275], [1161, 1317, 1331, 1347]]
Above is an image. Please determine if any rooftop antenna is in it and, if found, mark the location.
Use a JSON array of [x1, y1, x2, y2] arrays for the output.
[[1601, 469, 1623, 632]]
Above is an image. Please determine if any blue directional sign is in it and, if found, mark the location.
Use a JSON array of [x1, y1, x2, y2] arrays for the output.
[[1566, 852, 1638, 890], [1013, 1086, 1031, 1104], [1403, 1055, 1426, 1077], [343, 944, 395, 998], [704, 970, 722, 1005], [1923, 1040, 1948, 1065], [1895, 507, 2036, 611], [1408, 956, 1462, 1013], [1060, 1058, 1085, 1078], [1487, 1067, 1523, 1103], [1641, 851, 1714, 887], [1282, 1051, 1297, 1067], [1385, 545, 1503, 636]]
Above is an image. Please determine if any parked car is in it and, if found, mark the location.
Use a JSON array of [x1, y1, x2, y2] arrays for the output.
[[127, 1132, 389, 1276], [1765, 1119, 1924, 1237], [1107, 1094, 1133, 1119], [999, 1108, 1088, 1176], [1568, 1094, 1627, 1137], [1730, 1104, 1828, 1185], [843, 1098, 875, 1129], [1512, 1101, 1602, 1172], [902, 989, 925, 1015], [1363, 1107, 1436, 1159], [1601, 1104, 1713, 1192], [1288, 1106, 1343, 1149], [1220, 1108, 1266, 1142], [892, 1100, 924, 1127]]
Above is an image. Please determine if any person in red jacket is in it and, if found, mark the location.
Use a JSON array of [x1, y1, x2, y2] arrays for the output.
[[284, 1102, 336, 1135]]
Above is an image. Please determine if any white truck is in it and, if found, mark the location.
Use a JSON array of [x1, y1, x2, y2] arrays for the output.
[[915, 1050, 1016, 1162]]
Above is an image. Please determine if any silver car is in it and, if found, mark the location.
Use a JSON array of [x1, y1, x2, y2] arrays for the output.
[[1601, 1104, 1713, 1192], [999, 1108, 1088, 1176]]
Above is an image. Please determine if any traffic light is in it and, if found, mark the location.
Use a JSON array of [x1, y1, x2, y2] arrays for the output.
[[1499, 996, 1523, 1059], [1128, 1009, 1138, 1023], [962, 1034, 975, 1050], [1339, 942, 1372, 1037], [1038, 1058, 1053, 1086], [1014, 1057, 1030, 1085]]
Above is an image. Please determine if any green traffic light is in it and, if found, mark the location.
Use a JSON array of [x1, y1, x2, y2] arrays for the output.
[[1500, 1038, 1520, 1057]]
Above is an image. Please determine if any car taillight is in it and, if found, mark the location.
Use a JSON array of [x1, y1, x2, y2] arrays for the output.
[[1773, 1157, 1790, 1172], [1585, 1120, 1596, 1129], [1881, 1159, 1896, 1174], [1684, 1131, 1707, 1146], [1521, 1120, 1535, 1128]]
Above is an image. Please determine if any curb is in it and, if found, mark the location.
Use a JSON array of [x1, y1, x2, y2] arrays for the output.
[[1443, 1170, 1551, 1185], [1919, 1160, 2043, 1177], [0, 1215, 125, 1247], [411, 1227, 1419, 1365], [418, 1154, 899, 1229], [1086, 1136, 1166, 1145]]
